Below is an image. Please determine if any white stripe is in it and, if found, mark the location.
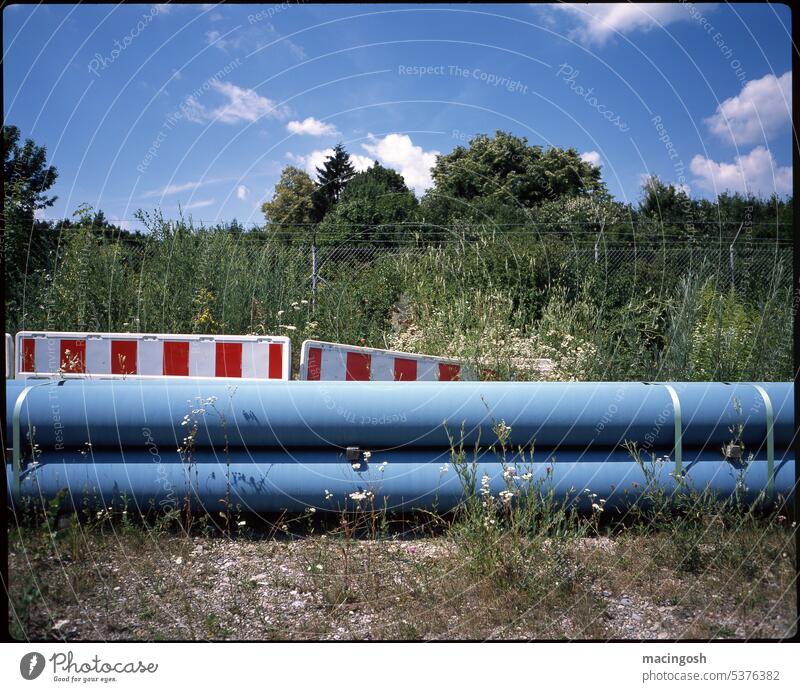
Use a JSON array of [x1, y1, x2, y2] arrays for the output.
[[416, 359, 438, 381], [242, 342, 267, 379], [139, 339, 163, 375], [36, 337, 60, 374], [189, 340, 215, 377], [320, 349, 347, 381], [370, 353, 394, 381], [85, 337, 110, 374]]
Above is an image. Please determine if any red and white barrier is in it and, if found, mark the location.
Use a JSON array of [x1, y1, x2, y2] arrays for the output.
[[299, 339, 473, 382], [15, 331, 291, 380], [5, 333, 13, 379]]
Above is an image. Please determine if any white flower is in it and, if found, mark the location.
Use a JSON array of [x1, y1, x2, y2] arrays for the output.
[[237, 520, 246, 526], [521, 472, 532, 481], [502, 467, 517, 480], [363, 450, 372, 461], [349, 491, 367, 501], [591, 503, 604, 512], [499, 489, 514, 504], [315, 564, 323, 570], [307, 507, 316, 513], [324, 489, 333, 500], [439, 463, 449, 474]]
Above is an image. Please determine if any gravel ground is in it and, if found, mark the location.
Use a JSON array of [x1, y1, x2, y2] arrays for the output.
[[8, 520, 798, 641]]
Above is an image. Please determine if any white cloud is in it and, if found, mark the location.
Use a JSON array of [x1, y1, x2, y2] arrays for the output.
[[690, 146, 792, 196], [236, 185, 249, 200], [143, 177, 226, 198], [286, 134, 439, 194], [287, 117, 339, 137], [287, 149, 371, 176], [549, 3, 697, 44], [705, 71, 792, 145], [580, 150, 602, 167], [187, 81, 289, 124], [184, 198, 215, 210], [361, 133, 439, 194]]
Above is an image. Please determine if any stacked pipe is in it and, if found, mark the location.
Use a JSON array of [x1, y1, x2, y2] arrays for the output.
[[5, 379, 795, 512]]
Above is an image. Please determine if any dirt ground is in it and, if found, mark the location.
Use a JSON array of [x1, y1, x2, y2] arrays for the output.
[[7, 515, 798, 641]]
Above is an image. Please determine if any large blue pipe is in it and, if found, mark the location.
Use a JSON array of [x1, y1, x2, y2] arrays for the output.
[[6, 379, 795, 511], [5, 379, 793, 451], [8, 448, 794, 512]]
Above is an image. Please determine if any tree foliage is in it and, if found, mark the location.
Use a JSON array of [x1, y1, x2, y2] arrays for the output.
[[261, 166, 317, 241]]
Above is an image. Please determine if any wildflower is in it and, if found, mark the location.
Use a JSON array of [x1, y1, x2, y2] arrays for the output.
[[591, 503, 604, 512], [521, 472, 532, 481], [363, 450, 372, 461], [307, 507, 316, 513], [439, 463, 449, 474], [379, 461, 388, 473], [324, 489, 333, 500], [502, 467, 517, 481], [315, 564, 323, 570], [351, 463, 361, 471], [300, 300, 309, 305], [175, 556, 183, 565], [281, 524, 288, 531], [277, 310, 284, 316], [237, 520, 246, 526], [349, 491, 367, 501], [499, 490, 514, 504]]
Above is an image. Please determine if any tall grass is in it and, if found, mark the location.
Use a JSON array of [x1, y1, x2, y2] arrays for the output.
[[8, 219, 793, 381]]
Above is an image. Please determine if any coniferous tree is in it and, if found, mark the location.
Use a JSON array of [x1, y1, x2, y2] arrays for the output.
[[313, 143, 356, 219]]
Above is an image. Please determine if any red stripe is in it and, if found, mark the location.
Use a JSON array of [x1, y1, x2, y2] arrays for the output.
[[111, 340, 138, 374], [268, 343, 283, 379], [60, 339, 86, 373], [346, 352, 371, 381], [22, 338, 36, 372], [307, 347, 322, 380], [216, 342, 242, 378], [438, 363, 461, 381], [394, 357, 417, 381], [163, 341, 189, 376]]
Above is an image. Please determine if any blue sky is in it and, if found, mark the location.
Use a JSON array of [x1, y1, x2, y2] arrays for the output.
[[3, 2, 793, 228]]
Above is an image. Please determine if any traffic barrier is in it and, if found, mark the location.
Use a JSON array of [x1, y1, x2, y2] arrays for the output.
[[5, 333, 13, 378], [15, 331, 291, 380], [299, 339, 473, 381]]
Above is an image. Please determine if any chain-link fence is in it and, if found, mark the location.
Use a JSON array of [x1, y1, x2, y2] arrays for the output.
[[6, 225, 793, 381]]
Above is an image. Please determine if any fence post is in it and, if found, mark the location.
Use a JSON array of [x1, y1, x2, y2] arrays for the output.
[[311, 225, 318, 312], [729, 221, 744, 292]]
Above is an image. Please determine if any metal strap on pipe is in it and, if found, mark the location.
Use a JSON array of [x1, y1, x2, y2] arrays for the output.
[[751, 384, 775, 496], [643, 382, 683, 477], [12, 382, 58, 504]]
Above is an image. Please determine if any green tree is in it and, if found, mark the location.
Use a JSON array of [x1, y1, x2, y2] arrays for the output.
[[261, 166, 317, 242], [425, 130, 605, 220], [318, 161, 418, 245], [313, 143, 356, 218], [3, 125, 59, 319]]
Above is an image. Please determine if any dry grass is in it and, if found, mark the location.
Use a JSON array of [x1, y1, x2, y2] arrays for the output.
[[7, 507, 797, 641]]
